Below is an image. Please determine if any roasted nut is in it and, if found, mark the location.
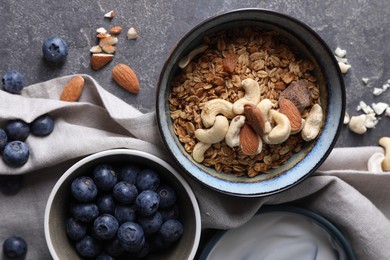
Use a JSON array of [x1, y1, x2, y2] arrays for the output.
[[301, 104, 323, 141], [244, 104, 265, 136], [195, 115, 229, 144], [192, 142, 212, 163], [91, 53, 114, 70], [225, 115, 246, 148], [112, 64, 140, 94], [109, 26, 123, 35], [367, 152, 385, 172], [200, 99, 235, 128], [263, 110, 291, 144], [348, 114, 367, 134], [279, 98, 302, 133], [379, 137, 390, 171], [279, 79, 311, 113], [240, 123, 260, 156], [233, 78, 261, 114], [60, 75, 84, 102]]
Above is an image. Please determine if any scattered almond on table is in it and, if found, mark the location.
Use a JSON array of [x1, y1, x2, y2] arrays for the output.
[[112, 64, 140, 94], [60, 75, 85, 102]]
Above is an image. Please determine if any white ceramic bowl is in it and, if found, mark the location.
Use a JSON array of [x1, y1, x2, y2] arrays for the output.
[[44, 149, 201, 260]]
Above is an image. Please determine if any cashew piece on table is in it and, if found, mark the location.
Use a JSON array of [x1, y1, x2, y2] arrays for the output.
[[233, 78, 261, 114], [178, 44, 209, 69], [379, 137, 390, 171], [367, 152, 385, 173], [201, 99, 235, 128], [225, 115, 246, 148], [263, 110, 291, 144], [348, 114, 367, 134], [301, 104, 323, 141], [257, 98, 274, 134], [192, 142, 212, 163], [195, 115, 229, 144]]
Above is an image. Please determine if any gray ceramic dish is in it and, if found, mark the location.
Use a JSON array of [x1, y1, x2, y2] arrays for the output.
[[156, 8, 345, 197]]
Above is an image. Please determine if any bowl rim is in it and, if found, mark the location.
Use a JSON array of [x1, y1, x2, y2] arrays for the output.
[[198, 205, 356, 260], [44, 148, 202, 260], [156, 8, 345, 197]]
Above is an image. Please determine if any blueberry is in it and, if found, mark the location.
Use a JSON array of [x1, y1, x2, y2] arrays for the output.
[[158, 219, 184, 243], [113, 181, 138, 204], [138, 211, 163, 234], [160, 204, 180, 222], [2, 70, 24, 94], [96, 193, 116, 214], [2, 141, 29, 167], [136, 240, 152, 258], [2, 236, 28, 259], [71, 202, 99, 222], [151, 233, 173, 251], [71, 176, 98, 202], [93, 214, 119, 240], [135, 190, 160, 216], [5, 119, 30, 141], [66, 217, 87, 241], [75, 235, 101, 258], [114, 204, 137, 224], [30, 114, 54, 136], [136, 168, 160, 191], [0, 175, 23, 194], [93, 164, 117, 191], [119, 163, 141, 184], [117, 222, 145, 252], [96, 253, 115, 260], [103, 237, 126, 257], [157, 184, 177, 208], [0, 128, 8, 151], [42, 36, 69, 63]]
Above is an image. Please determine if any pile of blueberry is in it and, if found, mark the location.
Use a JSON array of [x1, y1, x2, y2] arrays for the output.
[[66, 162, 184, 259], [0, 114, 55, 167]]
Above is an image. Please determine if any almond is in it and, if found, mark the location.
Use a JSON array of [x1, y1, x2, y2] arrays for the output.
[[112, 64, 140, 94], [91, 53, 113, 70], [243, 104, 265, 136], [109, 26, 123, 35], [60, 75, 84, 102], [240, 123, 259, 156], [279, 98, 302, 132]]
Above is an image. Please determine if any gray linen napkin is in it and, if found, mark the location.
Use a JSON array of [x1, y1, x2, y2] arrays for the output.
[[0, 75, 388, 259]]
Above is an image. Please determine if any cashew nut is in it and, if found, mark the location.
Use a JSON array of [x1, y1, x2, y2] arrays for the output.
[[225, 115, 246, 148], [192, 142, 212, 163], [379, 137, 390, 171], [257, 99, 274, 134], [233, 78, 261, 114], [348, 114, 367, 134], [263, 110, 291, 144], [301, 104, 323, 141], [367, 152, 385, 172], [178, 44, 209, 69], [201, 99, 235, 128], [194, 115, 229, 144]]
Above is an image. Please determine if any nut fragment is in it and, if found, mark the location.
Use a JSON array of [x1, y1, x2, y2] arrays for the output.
[[348, 114, 367, 134], [240, 123, 260, 156], [244, 104, 265, 136], [112, 64, 140, 94], [90, 45, 102, 54], [379, 137, 390, 171], [91, 53, 114, 70], [301, 104, 323, 141], [60, 75, 84, 102], [109, 26, 123, 35], [127, 27, 139, 40], [195, 115, 229, 144], [104, 10, 115, 19], [99, 36, 118, 48]]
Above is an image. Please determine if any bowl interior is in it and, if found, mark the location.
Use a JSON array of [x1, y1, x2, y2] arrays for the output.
[[157, 8, 345, 196], [45, 149, 201, 260]]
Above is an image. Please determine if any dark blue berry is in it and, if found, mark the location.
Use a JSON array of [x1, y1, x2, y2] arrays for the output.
[[138, 211, 163, 234], [93, 214, 119, 240], [160, 204, 180, 222], [119, 164, 141, 184], [158, 219, 184, 243], [2, 236, 27, 259], [96, 193, 116, 214], [42, 36, 69, 63], [113, 181, 138, 204], [103, 237, 126, 257], [0, 128, 8, 151], [114, 204, 137, 224], [117, 222, 145, 252], [71, 202, 99, 222], [66, 217, 87, 241], [157, 184, 177, 208], [151, 233, 173, 251], [96, 253, 114, 260], [75, 235, 101, 258], [2, 141, 29, 167], [2, 70, 24, 94], [93, 164, 117, 191], [71, 176, 98, 202], [5, 120, 30, 141], [135, 190, 160, 216], [136, 168, 160, 191], [30, 114, 54, 136], [0, 175, 23, 194], [136, 240, 152, 258]]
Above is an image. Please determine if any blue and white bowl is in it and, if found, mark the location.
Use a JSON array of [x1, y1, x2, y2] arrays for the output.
[[156, 8, 345, 197]]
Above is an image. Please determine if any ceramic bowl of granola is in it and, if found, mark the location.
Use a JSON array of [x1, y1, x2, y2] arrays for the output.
[[156, 8, 345, 197]]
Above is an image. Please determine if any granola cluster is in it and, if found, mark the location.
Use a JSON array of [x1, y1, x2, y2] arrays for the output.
[[169, 26, 321, 177]]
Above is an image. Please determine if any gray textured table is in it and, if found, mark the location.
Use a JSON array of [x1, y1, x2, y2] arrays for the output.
[[1, 1, 389, 145]]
